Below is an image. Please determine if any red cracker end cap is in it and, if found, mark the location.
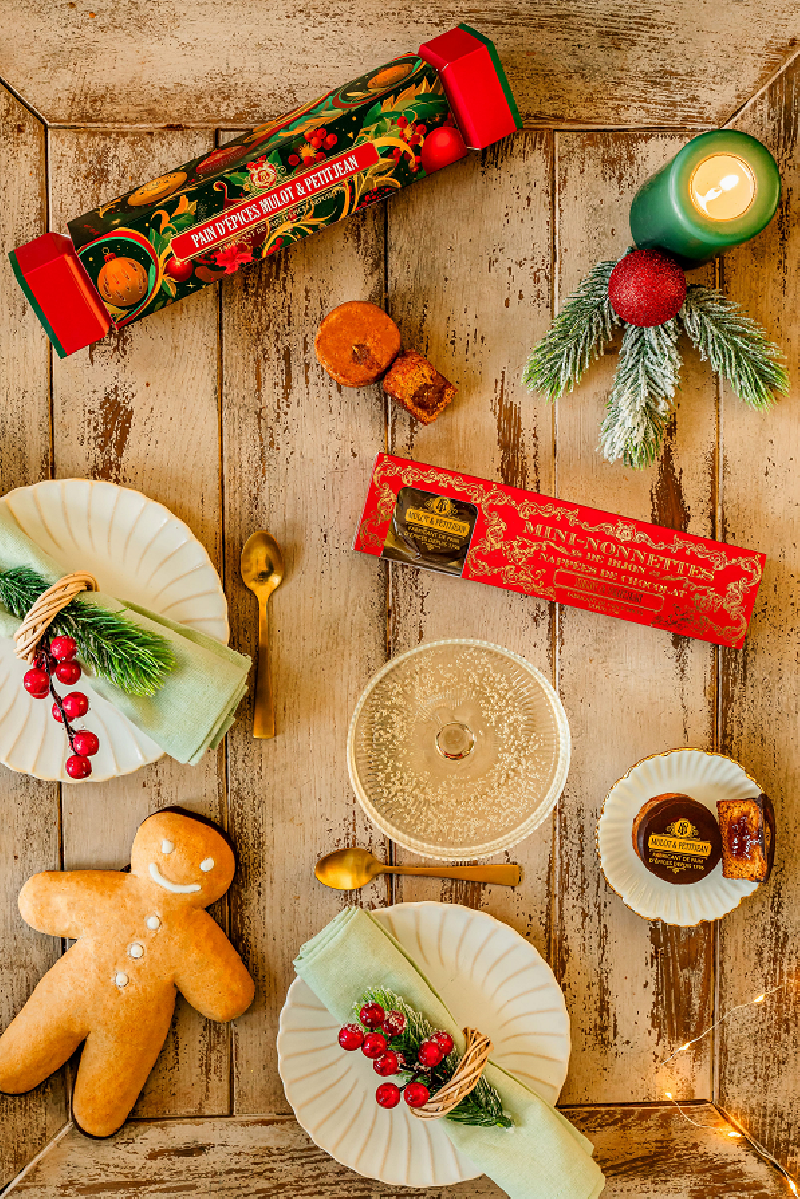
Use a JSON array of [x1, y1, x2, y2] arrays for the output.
[[419, 25, 521, 150], [9, 232, 110, 358]]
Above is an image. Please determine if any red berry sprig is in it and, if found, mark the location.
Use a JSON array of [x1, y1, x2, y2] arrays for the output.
[[336, 1002, 455, 1114], [23, 635, 99, 779]]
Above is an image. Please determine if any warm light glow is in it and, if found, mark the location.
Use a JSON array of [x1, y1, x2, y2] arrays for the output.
[[689, 154, 757, 221], [727, 1131, 743, 1138], [789, 1181, 798, 1196], [754, 994, 767, 1004], [665, 1092, 673, 1100], [679, 1042, 692, 1052]]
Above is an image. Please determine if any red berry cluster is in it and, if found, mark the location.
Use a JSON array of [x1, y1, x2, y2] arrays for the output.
[[392, 116, 427, 173], [23, 636, 100, 778], [288, 127, 337, 169], [337, 1001, 455, 1111], [355, 184, 397, 210]]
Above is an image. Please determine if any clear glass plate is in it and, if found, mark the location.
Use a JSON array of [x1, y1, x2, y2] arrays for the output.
[[347, 639, 571, 860]]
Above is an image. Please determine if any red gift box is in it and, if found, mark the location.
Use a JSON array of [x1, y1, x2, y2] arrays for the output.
[[354, 454, 765, 649]]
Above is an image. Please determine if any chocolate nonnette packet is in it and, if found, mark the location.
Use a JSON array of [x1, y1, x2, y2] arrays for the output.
[[355, 454, 765, 649]]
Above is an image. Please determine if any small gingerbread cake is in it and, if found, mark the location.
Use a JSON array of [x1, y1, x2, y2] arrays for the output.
[[383, 350, 457, 424], [632, 793, 722, 885], [315, 301, 401, 387], [717, 793, 775, 882]]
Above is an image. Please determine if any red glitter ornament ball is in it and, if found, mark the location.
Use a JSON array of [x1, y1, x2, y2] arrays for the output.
[[608, 249, 687, 328]]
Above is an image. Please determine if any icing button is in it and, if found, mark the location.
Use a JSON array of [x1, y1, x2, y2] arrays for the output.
[[200, 858, 214, 872], [115, 972, 129, 989], [146, 915, 161, 930], [161, 839, 175, 854], [129, 943, 144, 959]]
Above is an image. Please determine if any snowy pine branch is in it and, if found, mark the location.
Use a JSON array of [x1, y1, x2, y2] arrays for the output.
[[599, 320, 682, 468], [523, 258, 620, 401], [679, 285, 788, 409]]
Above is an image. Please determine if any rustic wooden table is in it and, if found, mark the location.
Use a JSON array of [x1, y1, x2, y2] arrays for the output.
[[0, 5, 797, 1195]]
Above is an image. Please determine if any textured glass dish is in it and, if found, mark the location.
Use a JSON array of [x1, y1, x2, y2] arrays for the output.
[[347, 639, 571, 860]]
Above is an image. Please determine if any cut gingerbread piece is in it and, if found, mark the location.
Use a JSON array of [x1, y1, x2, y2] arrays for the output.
[[315, 301, 401, 387], [383, 350, 457, 424], [717, 793, 775, 882]]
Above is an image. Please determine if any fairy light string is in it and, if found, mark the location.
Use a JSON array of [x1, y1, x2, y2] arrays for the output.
[[659, 975, 797, 1193]]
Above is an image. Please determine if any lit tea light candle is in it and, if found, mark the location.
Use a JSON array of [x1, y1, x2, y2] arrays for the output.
[[629, 131, 780, 267]]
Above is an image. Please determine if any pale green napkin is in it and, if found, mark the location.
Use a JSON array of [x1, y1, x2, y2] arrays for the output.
[[0, 502, 250, 765], [294, 907, 605, 1199]]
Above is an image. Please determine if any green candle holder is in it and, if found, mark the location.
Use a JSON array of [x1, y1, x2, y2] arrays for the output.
[[629, 130, 781, 268]]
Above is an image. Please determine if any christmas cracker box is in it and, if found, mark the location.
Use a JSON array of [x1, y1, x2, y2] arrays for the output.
[[355, 454, 765, 648], [9, 25, 520, 358]]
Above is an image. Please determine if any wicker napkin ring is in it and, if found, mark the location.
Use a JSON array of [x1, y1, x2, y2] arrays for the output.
[[411, 1027, 493, 1120], [13, 571, 98, 664]]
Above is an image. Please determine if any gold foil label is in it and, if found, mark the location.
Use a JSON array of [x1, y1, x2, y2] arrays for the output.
[[647, 819, 713, 874]]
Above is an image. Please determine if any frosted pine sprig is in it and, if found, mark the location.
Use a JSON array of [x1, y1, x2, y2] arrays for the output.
[[680, 285, 789, 409], [523, 258, 620, 401], [599, 319, 682, 469]]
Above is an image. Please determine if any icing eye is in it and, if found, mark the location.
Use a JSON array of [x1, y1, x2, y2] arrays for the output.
[[161, 840, 175, 854], [200, 858, 215, 872]]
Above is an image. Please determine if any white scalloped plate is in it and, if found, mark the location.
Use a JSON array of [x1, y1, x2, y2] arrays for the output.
[[278, 901, 570, 1188], [0, 479, 228, 782], [597, 748, 760, 925]]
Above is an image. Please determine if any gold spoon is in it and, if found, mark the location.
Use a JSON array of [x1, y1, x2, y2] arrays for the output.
[[241, 531, 285, 739], [315, 847, 521, 890]]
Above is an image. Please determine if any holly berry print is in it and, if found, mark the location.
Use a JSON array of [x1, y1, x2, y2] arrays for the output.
[[68, 56, 458, 328], [336, 989, 512, 1128], [24, 635, 99, 779]]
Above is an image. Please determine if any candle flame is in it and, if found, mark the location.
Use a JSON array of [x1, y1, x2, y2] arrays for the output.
[[689, 153, 756, 221]]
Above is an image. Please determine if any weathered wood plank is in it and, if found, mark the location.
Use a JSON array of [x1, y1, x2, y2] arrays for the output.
[[47, 128, 231, 1118], [4, 1105, 787, 1196], [0, 86, 67, 1189], [0, 4, 799, 130], [718, 55, 800, 1181], [384, 134, 556, 957], [220, 160, 390, 1114], [554, 133, 718, 1104]]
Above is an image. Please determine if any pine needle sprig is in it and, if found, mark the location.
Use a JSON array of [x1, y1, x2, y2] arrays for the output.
[[355, 987, 513, 1129], [0, 566, 174, 696], [679, 285, 789, 409], [599, 319, 682, 468], [523, 258, 620, 401]]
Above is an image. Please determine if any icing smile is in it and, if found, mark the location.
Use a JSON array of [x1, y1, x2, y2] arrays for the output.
[[149, 863, 201, 894]]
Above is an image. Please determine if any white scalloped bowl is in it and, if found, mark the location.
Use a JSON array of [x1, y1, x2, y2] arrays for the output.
[[597, 748, 760, 925], [278, 901, 570, 1189], [0, 479, 228, 782]]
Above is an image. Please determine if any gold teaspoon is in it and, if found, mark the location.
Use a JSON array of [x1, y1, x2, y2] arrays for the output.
[[241, 531, 285, 739], [315, 847, 521, 890]]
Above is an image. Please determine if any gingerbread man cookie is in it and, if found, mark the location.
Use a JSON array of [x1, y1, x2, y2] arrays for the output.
[[0, 810, 254, 1137]]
